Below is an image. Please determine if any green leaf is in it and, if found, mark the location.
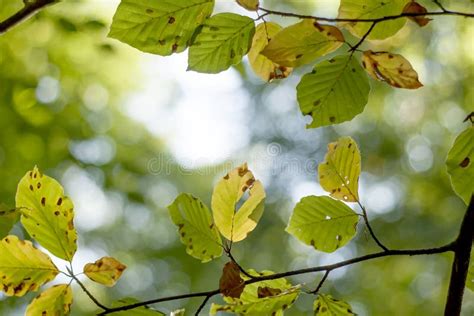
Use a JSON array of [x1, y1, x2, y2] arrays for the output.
[[337, 0, 407, 40], [286, 196, 359, 253], [318, 137, 361, 202], [211, 163, 266, 242], [467, 249, 474, 292], [261, 19, 344, 67], [248, 22, 292, 82], [16, 167, 77, 261], [109, 0, 214, 55], [84, 256, 127, 287], [188, 13, 255, 73], [296, 54, 370, 128], [0, 205, 19, 239], [0, 235, 59, 297], [314, 294, 355, 315], [236, 0, 259, 11], [26, 284, 73, 316], [446, 125, 474, 205], [168, 193, 223, 262], [211, 270, 300, 315], [110, 298, 166, 315]]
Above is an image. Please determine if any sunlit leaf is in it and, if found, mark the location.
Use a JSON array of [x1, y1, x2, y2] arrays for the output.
[[296, 54, 370, 128], [109, 0, 214, 55], [211, 163, 266, 242], [403, 1, 431, 27], [0, 235, 58, 297], [16, 167, 77, 261], [110, 298, 166, 315], [286, 196, 359, 253], [318, 137, 361, 202], [237, 0, 259, 11], [168, 193, 223, 262], [171, 309, 185, 316], [84, 256, 127, 287], [314, 294, 355, 315], [219, 261, 245, 298], [337, 0, 407, 40], [261, 19, 344, 67], [446, 125, 474, 205], [467, 249, 474, 291], [188, 13, 255, 73], [26, 284, 73, 316], [362, 50, 423, 89], [248, 22, 292, 82], [0, 205, 19, 239]]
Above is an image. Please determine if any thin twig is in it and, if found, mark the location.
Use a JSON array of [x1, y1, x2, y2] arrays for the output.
[[194, 293, 215, 316], [0, 0, 57, 34], [433, 0, 448, 12], [350, 22, 377, 52], [67, 267, 110, 312], [226, 249, 256, 279], [309, 270, 330, 295], [357, 203, 389, 251]]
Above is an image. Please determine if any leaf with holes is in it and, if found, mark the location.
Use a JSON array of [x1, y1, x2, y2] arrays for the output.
[[337, 0, 407, 40], [211, 163, 265, 242], [318, 137, 361, 202], [237, 0, 259, 11], [0, 205, 19, 239], [26, 284, 73, 316], [168, 193, 222, 262], [0, 235, 58, 297], [362, 50, 423, 89], [84, 257, 127, 287], [110, 298, 166, 315], [109, 0, 214, 55], [403, 1, 431, 27], [314, 294, 356, 315], [248, 22, 292, 82], [286, 196, 359, 253], [219, 261, 245, 298], [188, 13, 255, 73], [446, 125, 474, 205], [467, 249, 474, 291], [16, 167, 77, 261], [297, 54, 370, 128], [261, 19, 344, 67]]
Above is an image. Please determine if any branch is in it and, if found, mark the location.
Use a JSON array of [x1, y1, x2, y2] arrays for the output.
[[194, 293, 214, 316], [357, 203, 388, 251], [309, 270, 330, 295], [0, 0, 57, 34], [68, 268, 110, 312], [433, 0, 448, 12]]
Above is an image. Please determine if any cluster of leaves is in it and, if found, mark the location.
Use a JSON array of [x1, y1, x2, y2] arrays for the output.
[[109, 0, 428, 129]]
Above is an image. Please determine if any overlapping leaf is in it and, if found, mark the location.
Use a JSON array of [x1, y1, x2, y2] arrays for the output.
[[297, 54, 370, 128], [0, 235, 58, 297], [314, 294, 355, 315], [337, 0, 407, 40], [211, 163, 265, 242], [362, 50, 423, 89], [188, 13, 255, 73], [318, 137, 361, 202], [26, 284, 73, 316], [248, 22, 292, 82], [403, 1, 431, 27], [446, 125, 474, 205], [261, 19, 344, 67], [0, 205, 19, 239], [109, 0, 214, 55], [168, 193, 222, 262], [16, 167, 77, 261], [110, 298, 166, 315], [286, 196, 359, 252], [84, 256, 127, 287]]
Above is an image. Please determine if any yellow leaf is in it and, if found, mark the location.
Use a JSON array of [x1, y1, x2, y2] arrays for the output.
[[236, 0, 259, 11], [84, 256, 127, 287], [403, 1, 432, 27], [318, 137, 361, 202], [248, 22, 292, 82], [26, 284, 73, 316], [16, 167, 77, 261], [362, 50, 423, 89], [0, 235, 58, 297]]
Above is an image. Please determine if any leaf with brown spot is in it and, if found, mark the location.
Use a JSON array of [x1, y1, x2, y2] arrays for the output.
[[219, 262, 245, 298], [313, 294, 355, 315], [403, 1, 431, 27], [0, 205, 19, 239], [83, 257, 127, 287], [362, 50, 423, 89], [257, 286, 282, 298], [26, 284, 73, 316]]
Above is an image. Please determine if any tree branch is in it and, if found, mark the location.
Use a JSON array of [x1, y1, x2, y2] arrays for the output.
[[68, 268, 110, 312], [357, 203, 389, 251], [0, 0, 57, 35]]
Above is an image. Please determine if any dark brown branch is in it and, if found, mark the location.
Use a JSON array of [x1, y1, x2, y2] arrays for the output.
[[444, 195, 474, 315], [309, 270, 330, 295], [0, 0, 57, 34], [433, 0, 448, 12], [358, 203, 389, 251], [194, 293, 214, 316], [68, 268, 110, 312], [350, 22, 377, 52]]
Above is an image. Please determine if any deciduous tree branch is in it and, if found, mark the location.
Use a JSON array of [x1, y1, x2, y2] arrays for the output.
[[0, 0, 57, 34]]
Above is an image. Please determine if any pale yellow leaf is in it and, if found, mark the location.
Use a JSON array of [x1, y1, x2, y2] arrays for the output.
[[26, 284, 73, 316], [84, 256, 127, 287]]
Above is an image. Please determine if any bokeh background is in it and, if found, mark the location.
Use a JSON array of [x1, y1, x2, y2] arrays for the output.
[[0, 0, 473, 315]]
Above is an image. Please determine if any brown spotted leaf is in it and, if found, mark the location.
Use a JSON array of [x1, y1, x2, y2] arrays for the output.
[[16, 167, 77, 261], [84, 257, 127, 287], [0, 205, 19, 239], [403, 1, 432, 27], [313, 294, 355, 315], [257, 286, 282, 298], [26, 284, 73, 316], [219, 261, 245, 298], [0, 235, 59, 297], [362, 50, 423, 89]]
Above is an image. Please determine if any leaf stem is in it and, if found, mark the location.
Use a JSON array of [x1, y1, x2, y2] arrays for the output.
[[0, 0, 58, 34], [68, 267, 110, 312]]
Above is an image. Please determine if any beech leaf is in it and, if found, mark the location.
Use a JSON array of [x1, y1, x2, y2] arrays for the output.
[[26, 284, 73, 316], [84, 256, 127, 287], [219, 261, 245, 298]]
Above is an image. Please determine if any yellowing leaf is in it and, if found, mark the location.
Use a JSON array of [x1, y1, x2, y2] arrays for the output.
[[219, 261, 245, 298], [109, 0, 214, 55], [362, 50, 423, 89], [286, 196, 359, 253], [0, 235, 58, 297], [237, 0, 259, 11], [0, 205, 19, 239], [318, 137, 361, 202], [261, 19, 344, 67], [314, 294, 355, 315], [446, 125, 474, 205], [248, 22, 292, 82], [26, 284, 73, 316], [16, 167, 77, 261], [168, 193, 223, 262], [337, 0, 407, 40], [211, 163, 265, 242], [84, 256, 127, 287], [403, 1, 431, 27]]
